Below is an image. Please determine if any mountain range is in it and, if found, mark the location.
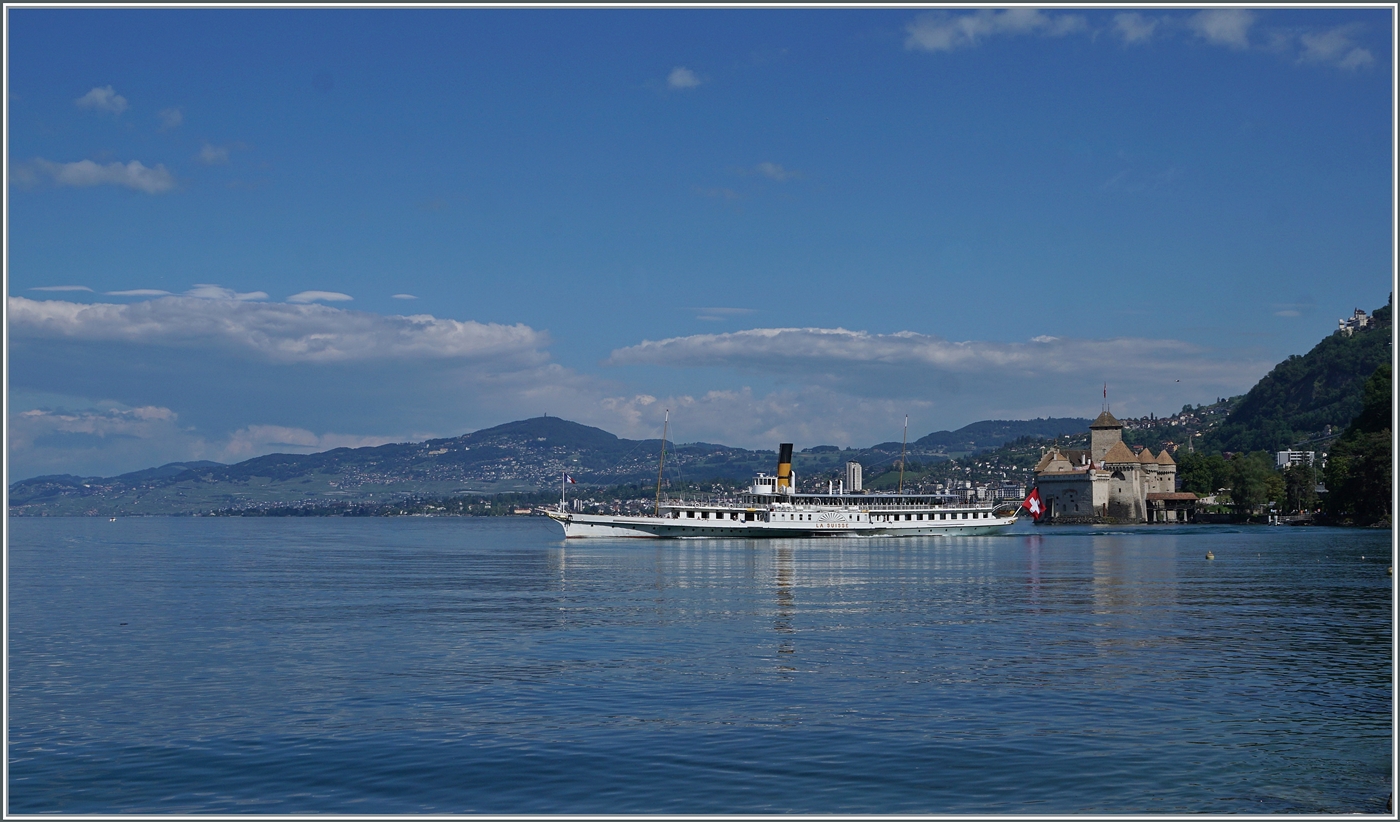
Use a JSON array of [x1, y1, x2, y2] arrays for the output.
[[8, 415, 1089, 516], [11, 297, 1390, 517]]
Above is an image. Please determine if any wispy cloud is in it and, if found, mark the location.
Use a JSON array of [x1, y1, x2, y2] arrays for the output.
[[1113, 13, 1160, 45], [9, 405, 184, 465], [608, 326, 1221, 376], [1297, 23, 1374, 69], [106, 289, 173, 297], [905, 9, 1088, 52], [27, 158, 175, 194], [606, 326, 1270, 423], [222, 425, 402, 458], [8, 402, 411, 477], [288, 291, 353, 304], [901, 9, 1370, 73], [755, 162, 801, 182], [74, 85, 128, 115], [31, 285, 93, 292], [9, 295, 551, 365], [158, 107, 183, 130], [184, 284, 268, 301], [198, 143, 230, 165], [1187, 9, 1255, 50], [693, 306, 756, 322], [668, 66, 702, 89], [392, 294, 419, 300]]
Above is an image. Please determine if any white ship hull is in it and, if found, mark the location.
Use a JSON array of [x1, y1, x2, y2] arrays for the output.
[[547, 509, 1017, 539], [547, 438, 1024, 540]]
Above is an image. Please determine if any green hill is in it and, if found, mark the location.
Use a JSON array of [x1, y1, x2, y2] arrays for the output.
[[1202, 297, 1391, 454], [911, 417, 1091, 454]]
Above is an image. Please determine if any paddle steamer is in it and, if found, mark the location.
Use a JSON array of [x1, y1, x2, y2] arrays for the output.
[[547, 442, 1019, 539]]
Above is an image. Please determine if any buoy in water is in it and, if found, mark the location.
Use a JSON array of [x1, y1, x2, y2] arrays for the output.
[[1206, 551, 1215, 560]]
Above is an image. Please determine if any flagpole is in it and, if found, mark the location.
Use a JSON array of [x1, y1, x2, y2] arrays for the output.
[[560, 470, 566, 513]]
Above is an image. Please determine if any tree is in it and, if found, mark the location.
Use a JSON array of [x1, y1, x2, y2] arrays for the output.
[[1177, 452, 1229, 496], [1228, 452, 1284, 515], [1324, 363, 1392, 525], [1282, 463, 1318, 513]]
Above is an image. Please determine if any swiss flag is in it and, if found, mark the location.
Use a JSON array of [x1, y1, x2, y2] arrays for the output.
[[1021, 487, 1044, 521]]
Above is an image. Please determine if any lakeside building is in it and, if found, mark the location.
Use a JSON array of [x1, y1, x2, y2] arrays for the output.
[[1033, 410, 1197, 524], [1275, 450, 1317, 470]]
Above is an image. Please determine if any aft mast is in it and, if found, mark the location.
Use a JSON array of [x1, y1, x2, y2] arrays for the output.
[[654, 409, 668, 516]]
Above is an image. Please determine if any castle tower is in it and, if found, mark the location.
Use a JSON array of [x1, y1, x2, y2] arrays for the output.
[[1089, 410, 1124, 463]]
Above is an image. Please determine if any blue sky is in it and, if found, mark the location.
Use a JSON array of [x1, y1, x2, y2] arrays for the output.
[[6, 6, 1394, 479]]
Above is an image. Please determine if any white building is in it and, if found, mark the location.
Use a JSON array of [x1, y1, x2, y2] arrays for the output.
[[1338, 308, 1372, 336], [1276, 450, 1316, 470], [845, 461, 863, 493]]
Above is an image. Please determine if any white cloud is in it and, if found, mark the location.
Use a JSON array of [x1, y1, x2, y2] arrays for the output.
[[905, 9, 1088, 52], [158, 107, 183, 129], [8, 294, 551, 365], [1187, 9, 1255, 50], [106, 289, 173, 297], [31, 285, 93, 292], [287, 291, 353, 303], [392, 294, 419, 300], [668, 67, 702, 89], [8, 404, 196, 479], [1113, 13, 1160, 45], [1298, 24, 1373, 69], [756, 162, 800, 182], [30, 158, 175, 194], [74, 85, 128, 115], [7, 401, 415, 478], [198, 143, 230, 165], [605, 326, 1270, 432], [184, 284, 268, 301]]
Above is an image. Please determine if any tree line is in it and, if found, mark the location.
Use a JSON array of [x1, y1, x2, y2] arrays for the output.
[[1176, 363, 1391, 526]]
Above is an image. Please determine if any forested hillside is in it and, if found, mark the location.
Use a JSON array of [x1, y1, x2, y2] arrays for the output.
[[1202, 298, 1391, 454]]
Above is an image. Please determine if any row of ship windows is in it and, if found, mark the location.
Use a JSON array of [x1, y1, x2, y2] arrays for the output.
[[679, 511, 751, 521], [672, 510, 991, 522], [874, 512, 989, 521]]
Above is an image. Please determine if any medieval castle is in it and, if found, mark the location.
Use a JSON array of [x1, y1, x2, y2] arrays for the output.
[[1033, 410, 1197, 523]]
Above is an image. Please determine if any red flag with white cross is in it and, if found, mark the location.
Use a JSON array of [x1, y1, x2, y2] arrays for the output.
[[1021, 487, 1044, 521]]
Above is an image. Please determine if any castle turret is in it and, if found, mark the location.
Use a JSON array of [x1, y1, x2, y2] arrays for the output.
[[1089, 411, 1124, 463]]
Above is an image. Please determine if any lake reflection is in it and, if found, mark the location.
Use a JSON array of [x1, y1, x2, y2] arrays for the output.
[[8, 518, 1391, 814]]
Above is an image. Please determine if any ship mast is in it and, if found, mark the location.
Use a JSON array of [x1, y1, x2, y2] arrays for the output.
[[654, 409, 668, 516], [898, 414, 908, 494]]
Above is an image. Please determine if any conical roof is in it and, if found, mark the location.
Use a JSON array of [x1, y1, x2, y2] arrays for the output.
[[1155, 448, 1176, 466], [1089, 410, 1123, 429], [1138, 447, 1155, 463], [1102, 440, 1137, 463]]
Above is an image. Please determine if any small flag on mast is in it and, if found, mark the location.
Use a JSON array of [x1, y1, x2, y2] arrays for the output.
[[564, 473, 576, 484]]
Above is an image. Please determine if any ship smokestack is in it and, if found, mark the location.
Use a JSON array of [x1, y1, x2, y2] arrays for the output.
[[776, 443, 794, 492]]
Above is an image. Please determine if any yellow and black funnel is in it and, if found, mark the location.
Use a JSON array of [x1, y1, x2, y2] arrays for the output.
[[776, 443, 794, 491]]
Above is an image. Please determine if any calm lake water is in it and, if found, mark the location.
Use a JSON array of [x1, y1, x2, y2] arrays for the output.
[[7, 517, 1393, 813]]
